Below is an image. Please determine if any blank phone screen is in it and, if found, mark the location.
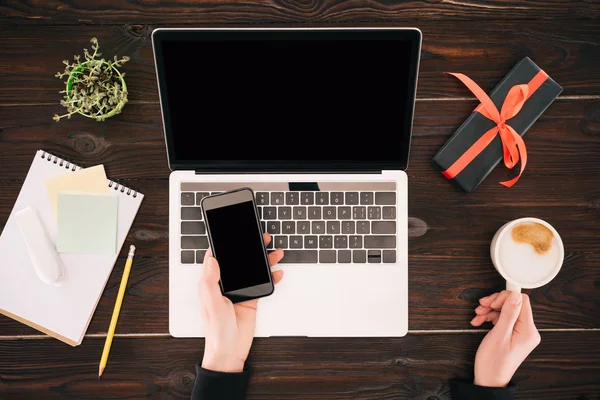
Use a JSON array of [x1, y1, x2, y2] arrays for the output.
[[205, 201, 270, 293]]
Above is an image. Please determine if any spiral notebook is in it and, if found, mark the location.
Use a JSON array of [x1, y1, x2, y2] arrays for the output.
[[0, 150, 144, 346]]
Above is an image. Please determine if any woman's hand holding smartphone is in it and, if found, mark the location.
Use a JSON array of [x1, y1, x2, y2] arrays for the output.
[[199, 234, 284, 373]]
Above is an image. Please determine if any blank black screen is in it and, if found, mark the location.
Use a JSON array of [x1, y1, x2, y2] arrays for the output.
[[205, 201, 270, 293], [159, 31, 417, 167]]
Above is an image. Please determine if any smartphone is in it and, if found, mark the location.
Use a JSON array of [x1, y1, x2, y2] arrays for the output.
[[201, 188, 274, 303]]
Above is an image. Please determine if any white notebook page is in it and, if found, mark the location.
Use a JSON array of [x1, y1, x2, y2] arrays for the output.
[[0, 150, 144, 346]]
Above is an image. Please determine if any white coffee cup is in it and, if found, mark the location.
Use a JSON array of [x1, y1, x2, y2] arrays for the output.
[[490, 217, 564, 292]]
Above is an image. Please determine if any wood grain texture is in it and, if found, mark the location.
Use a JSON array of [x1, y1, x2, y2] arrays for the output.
[[0, 21, 599, 104], [1, 333, 599, 399], [1, 0, 598, 25], [1, 100, 599, 180], [0, 99, 598, 335], [0, 213, 597, 335]]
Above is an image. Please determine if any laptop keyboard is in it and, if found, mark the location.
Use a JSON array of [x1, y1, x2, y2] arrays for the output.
[[179, 183, 398, 265]]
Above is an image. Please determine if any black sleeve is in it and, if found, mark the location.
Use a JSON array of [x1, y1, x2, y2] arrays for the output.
[[450, 378, 517, 400], [191, 363, 250, 400]]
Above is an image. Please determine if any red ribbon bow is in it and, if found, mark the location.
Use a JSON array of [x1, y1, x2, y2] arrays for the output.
[[442, 71, 547, 187]]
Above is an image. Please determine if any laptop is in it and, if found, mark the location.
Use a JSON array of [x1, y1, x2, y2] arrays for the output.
[[152, 28, 421, 337]]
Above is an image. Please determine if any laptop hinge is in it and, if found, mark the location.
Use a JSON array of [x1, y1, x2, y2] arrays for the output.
[[194, 170, 382, 175]]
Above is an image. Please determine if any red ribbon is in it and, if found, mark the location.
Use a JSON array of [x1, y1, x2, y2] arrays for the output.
[[441, 70, 548, 187]]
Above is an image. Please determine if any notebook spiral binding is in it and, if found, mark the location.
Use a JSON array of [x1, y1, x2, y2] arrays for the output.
[[40, 151, 138, 198]]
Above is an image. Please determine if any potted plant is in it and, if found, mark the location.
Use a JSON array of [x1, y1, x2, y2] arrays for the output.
[[54, 38, 129, 122]]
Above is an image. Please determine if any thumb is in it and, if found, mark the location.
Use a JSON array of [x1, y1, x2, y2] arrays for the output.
[[493, 290, 523, 337], [200, 257, 224, 310]]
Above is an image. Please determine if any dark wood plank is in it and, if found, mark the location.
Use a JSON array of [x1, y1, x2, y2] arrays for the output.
[[1, 0, 598, 25], [1, 100, 599, 180], [0, 98, 598, 334], [0, 333, 598, 399], [0, 233, 598, 336], [1, 22, 599, 104]]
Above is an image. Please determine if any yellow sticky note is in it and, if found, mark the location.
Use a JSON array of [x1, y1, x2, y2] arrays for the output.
[[45, 165, 109, 220]]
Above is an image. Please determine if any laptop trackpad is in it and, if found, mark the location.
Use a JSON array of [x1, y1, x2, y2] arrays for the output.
[[256, 264, 407, 337]]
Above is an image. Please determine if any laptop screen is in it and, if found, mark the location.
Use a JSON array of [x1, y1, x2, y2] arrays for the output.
[[154, 29, 421, 171]]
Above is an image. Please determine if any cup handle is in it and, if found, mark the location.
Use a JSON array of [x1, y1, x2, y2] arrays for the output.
[[506, 281, 521, 293]]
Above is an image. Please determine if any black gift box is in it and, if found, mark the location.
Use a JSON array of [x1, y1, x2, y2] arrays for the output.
[[432, 57, 563, 193]]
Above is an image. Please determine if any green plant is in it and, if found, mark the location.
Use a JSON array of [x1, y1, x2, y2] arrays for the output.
[[54, 38, 129, 122]]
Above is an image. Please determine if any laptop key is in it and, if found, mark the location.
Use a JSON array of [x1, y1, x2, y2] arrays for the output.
[[357, 221, 370, 234], [181, 236, 209, 249], [345, 192, 359, 205], [338, 250, 352, 263], [383, 250, 397, 263], [372, 221, 396, 234], [368, 206, 381, 219], [278, 250, 318, 263], [375, 192, 396, 205], [304, 235, 318, 248], [271, 192, 284, 205], [274, 235, 288, 249], [323, 206, 336, 220], [342, 221, 355, 234], [267, 221, 281, 235], [312, 221, 325, 234], [263, 207, 277, 220], [327, 221, 340, 234], [278, 206, 292, 220], [290, 235, 303, 249], [256, 206, 262, 219], [360, 192, 374, 205], [349, 235, 363, 248], [266, 238, 274, 249], [181, 250, 195, 264], [297, 221, 310, 234], [319, 236, 333, 249], [181, 192, 195, 205], [319, 250, 336, 263], [181, 221, 205, 234], [196, 250, 207, 263], [293, 206, 307, 220], [316, 192, 329, 205], [261, 221, 266, 234], [353, 250, 366, 263], [331, 192, 344, 205], [334, 235, 348, 249], [338, 206, 351, 220], [196, 192, 210, 205], [364, 235, 396, 249], [308, 206, 321, 220], [352, 206, 366, 220], [282, 221, 295, 234], [256, 192, 269, 205], [383, 206, 396, 220], [368, 250, 382, 263], [181, 207, 203, 220], [286, 192, 299, 205], [301, 192, 314, 205]]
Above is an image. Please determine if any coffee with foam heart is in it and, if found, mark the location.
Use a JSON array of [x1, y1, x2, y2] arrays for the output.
[[498, 222, 561, 286]]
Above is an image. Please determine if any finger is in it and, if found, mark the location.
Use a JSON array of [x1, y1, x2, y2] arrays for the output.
[[470, 311, 500, 326], [203, 247, 213, 263], [479, 292, 500, 307], [263, 232, 271, 246], [518, 294, 535, 327], [272, 270, 284, 285], [200, 257, 224, 311], [268, 248, 284, 266], [475, 305, 493, 316], [493, 291, 523, 336], [515, 294, 541, 346], [490, 290, 512, 309]]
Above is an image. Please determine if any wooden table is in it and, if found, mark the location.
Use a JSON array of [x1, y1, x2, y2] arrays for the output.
[[1, 2, 599, 399]]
